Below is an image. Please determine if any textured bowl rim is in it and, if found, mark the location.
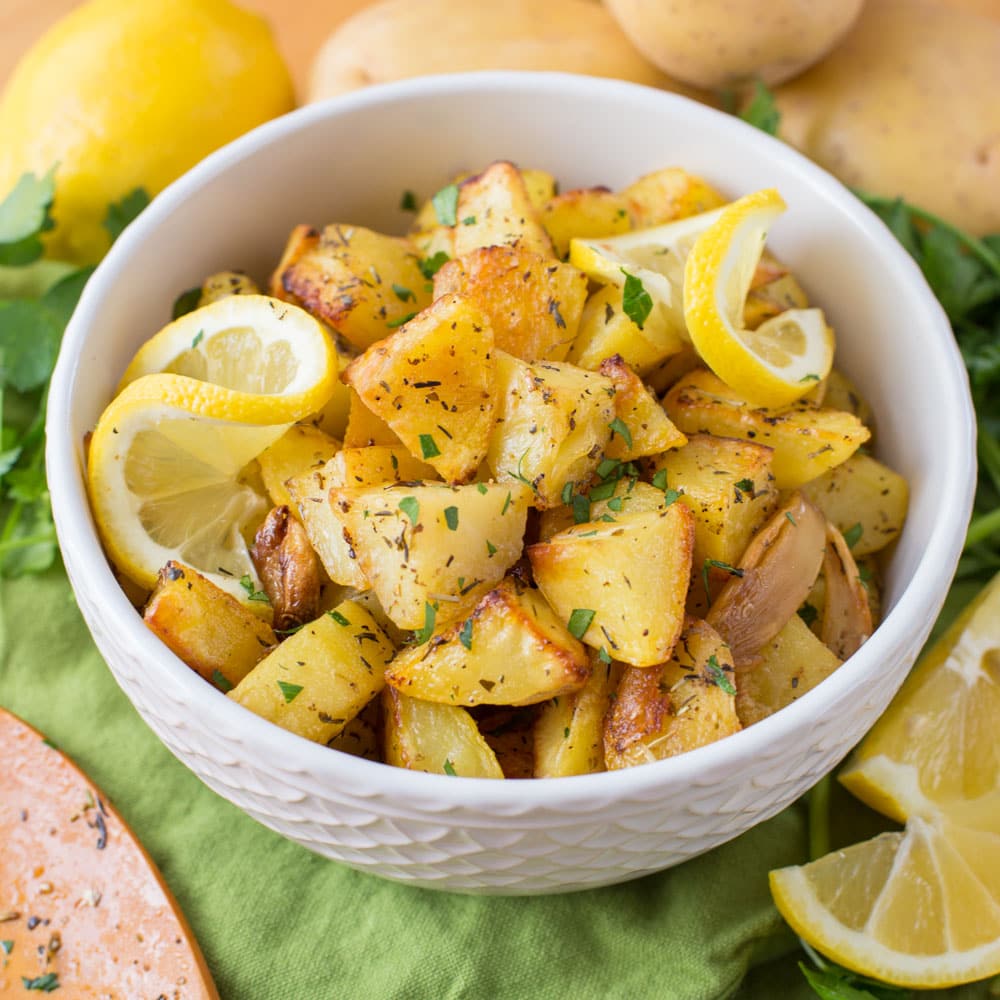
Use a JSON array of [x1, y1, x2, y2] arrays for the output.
[[47, 70, 976, 810]]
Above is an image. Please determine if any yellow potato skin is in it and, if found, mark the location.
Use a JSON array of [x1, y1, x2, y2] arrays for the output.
[[604, 0, 864, 89], [307, 0, 697, 101], [774, 0, 1000, 236]]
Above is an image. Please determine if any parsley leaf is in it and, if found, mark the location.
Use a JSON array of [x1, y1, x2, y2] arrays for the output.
[[211, 669, 233, 693], [103, 187, 150, 243], [443, 758, 457, 776], [414, 601, 437, 644], [566, 608, 595, 640], [400, 190, 418, 212], [277, 680, 304, 704], [740, 79, 781, 137], [620, 268, 653, 329], [444, 505, 459, 531], [419, 251, 449, 279], [21, 972, 60, 992], [239, 574, 270, 602], [431, 183, 459, 226], [608, 417, 633, 450], [0, 168, 56, 266], [704, 653, 737, 695], [419, 433, 440, 459], [459, 617, 473, 650], [842, 522, 864, 549], [328, 609, 351, 626], [398, 496, 420, 526], [392, 283, 415, 303]]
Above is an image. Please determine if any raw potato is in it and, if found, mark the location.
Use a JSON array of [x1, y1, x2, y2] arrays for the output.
[[773, 0, 1000, 236], [383, 687, 504, 778], [534, 654, 622, 777], [308, 0, 692, 102], [385, 577, 590, 707], [433, 245, 588, 363], [529, 506, 695, 667], [327, 482, 530, 628], [279, 224, 430, 350], [663, 369, 870, 488], [228, 600, 394, 744], [487, 352, 615, 508], [605, 0, 865, 88], [257, 424, 340, 510], [604, 618, 740, 770], [736, 613, 842, 726], [343, 294, 495, 483], [797, 452, 909, 556], [143, 561, 276, 689]]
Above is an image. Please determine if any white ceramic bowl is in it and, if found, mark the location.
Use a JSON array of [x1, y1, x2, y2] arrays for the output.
[[47, 72, 975, 894]]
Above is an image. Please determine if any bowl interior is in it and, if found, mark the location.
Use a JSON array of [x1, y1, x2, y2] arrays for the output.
[[51, 72, 974, 801]]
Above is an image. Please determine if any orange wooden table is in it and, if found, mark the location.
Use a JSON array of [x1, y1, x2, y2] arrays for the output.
[[0, 0, 373, 99]]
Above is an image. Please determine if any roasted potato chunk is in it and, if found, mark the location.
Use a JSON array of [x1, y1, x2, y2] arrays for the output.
[[328, 482, 530, 629], [797, 452, 909, 556], [198, 270, 261, 306], [598, 354, 686, 461], [433, 245, 588, 362], [327, 445, 436, 488], [540, 187, 631, 258], [143, 561, 276, 689], [343, 294, 496, 483], [529, 505, 695, 667], [604, 617, 740, 769], [534, 653, 622, 777], [279, 224, 431, 350], [648, 433, 778, 570], [342, 387, 404, 449], [382, 688, 504, 778], [228, 600, 394, 743], [620, 167, 727, 228], [257, 424, 341, 510], [251, 506, 321, 632], [385, 577, 590, 707], [539, 478, 671, 542], [454, 161, 554, 259], [487, 352, 615, 508], [662, 368, 870, 488], [268, 224, 319, 299], [327, 698, 381, 760]]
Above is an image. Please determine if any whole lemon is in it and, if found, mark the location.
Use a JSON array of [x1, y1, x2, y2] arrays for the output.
[[0, 0, 294, 263]]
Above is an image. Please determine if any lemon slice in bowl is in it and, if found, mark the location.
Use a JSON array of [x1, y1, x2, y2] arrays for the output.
[[119, 294, 338, 422], [87, 374, 292, 603], [770, 790, 1000, 989], [684, 189, 833, 408], [839, 571, 1000, 823], [569, 207, 726, 347]]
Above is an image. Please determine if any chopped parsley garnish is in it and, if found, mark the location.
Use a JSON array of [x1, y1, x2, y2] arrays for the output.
[[400, 189, 418, 212], [705, 654, 737, 695], [564, 727, 571, 739], [620, 268, 653, 329], [398, 496, 420, 526], [191, 329, 204, 348], [476, 482, 488, 495], [739, 79, 781, 137], [702, 559, 744, 604], [461, 215, 476, 226], [328, 609, 351, 626], [800, 373, 821, 382], [785, 511, 797, 526], [662, 488, 682, 507], [608, 417, 633, 450], [444, 505, 459, 531], [501, 491, 513, 515], [414, 601, 437, 644], [419, 433, 441, 459], [277, 680, 304, 704], [239, 574, 270, 602], [431, 183, 459, 226], [211, 669, 233, 693], [598, 646, 612, 665], [443, 758, 457, 776], [392, 283, 415, 302], [21, 973, 60, 992], [387, 311, 416, 329], [734, 478, 754, 493], [843, 522, 864, 549], [418, 251, 449, 279], [567, 608, 596, 640], [588, 480, 617, 503], [597, 459, 621, 480], [607, 496, 624, 512], [459, 617, 474, 650], [572, 493, 591, 524], [486, 540, 498, 556], [652, 468, 669, 491], [561, 481, 574, 505], [0, 939, 12, 955]]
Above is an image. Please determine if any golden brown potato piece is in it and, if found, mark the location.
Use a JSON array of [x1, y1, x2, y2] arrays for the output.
[[820, 369, 874, 428], [385, 577, 590, 707], [433, 245, 588, 363], [529, 505, 695, 667], [327, 698, 381, 761], [328, 482, 530, 629], [534, 654, 622, 777], [743, 272, 810, 331], [143, 561, 276, 690], [279, 224, 430, 350], [604, 617, 740, 769], [257, 424, 341, 510], [706, 494, 826, 666], [773, 0, 1000, 236], [735, 613, 842, 727], [251, 506, 321, 633], [326, 445, 436, 488], [342, 294, 495, 483], [382, 687, 504, 778], [663, 369, 870, 489], [619, 167, 728, 229], [229, 600, 394, 744], [539, 479, 671, 542], [540, 187, 631, 259], [648, 433, 779, 571], [487, 352, 615, 508], [598, 354, 687, 461], [797, 452, 909, 557], [269, 224, 319, 299], [341, 387, 404, 449], [606, 0, 864, 88], [198, 270, 260, 306], [308, 0, 689, 101]]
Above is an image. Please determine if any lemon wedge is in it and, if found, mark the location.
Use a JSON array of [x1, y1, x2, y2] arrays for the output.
[[840, 571, 1000, 823], [120, 295, 338, 422], [87, 374, 292, 602], [569, 207, 725, 350], [684, 189, 833, 408], [770, 790, 1000, 989]]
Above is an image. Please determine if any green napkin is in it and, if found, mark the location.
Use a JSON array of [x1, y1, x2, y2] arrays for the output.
[[0, 566, 993, 1000]]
